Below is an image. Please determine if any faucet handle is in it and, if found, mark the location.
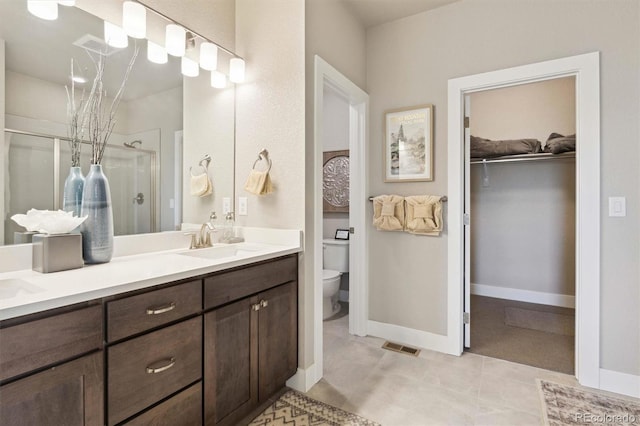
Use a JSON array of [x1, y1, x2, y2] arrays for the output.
[[184, 232, 198, 249]]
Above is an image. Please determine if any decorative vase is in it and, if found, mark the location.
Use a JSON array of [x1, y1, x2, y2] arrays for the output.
[[62, 166, 85, 218], [80, 164, 114, 264]]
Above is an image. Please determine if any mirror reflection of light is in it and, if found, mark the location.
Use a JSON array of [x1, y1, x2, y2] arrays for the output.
[[181, 56, 199, 77], [58, 0, 75, 6], [211, 71, 226, 89], [104, 21, 128, 49], [71, 76, 86, 84], [147, 40, 168, 64], [27, 0, 58, 20]]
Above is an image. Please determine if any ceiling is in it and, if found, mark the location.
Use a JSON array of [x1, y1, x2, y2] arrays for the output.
[[341, 0, 461, 28]]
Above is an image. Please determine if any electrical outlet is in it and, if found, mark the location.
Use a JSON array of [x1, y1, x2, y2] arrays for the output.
[[238, 197, 248, 216], [222, 197, 231, 214]]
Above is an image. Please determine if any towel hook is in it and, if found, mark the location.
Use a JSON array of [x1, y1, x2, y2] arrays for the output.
[[190, 154, 212, 176], [252, 148, 272, 173]]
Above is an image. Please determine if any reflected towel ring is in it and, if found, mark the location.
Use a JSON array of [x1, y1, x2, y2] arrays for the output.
[[190, 154, 212, 176], [252, 148, 272, 173]]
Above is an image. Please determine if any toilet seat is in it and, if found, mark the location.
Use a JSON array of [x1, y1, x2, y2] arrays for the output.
[[323, 269, 341, 280]]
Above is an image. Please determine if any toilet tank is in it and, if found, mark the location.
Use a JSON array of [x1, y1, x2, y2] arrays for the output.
[[323, 239, 349, 272]]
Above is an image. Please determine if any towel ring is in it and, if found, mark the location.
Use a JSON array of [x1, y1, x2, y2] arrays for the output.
[[252, 148, 272, 173], [190, 154, 212, 176]]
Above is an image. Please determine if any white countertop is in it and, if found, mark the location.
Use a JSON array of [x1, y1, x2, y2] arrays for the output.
[[0, 228, 302, 321]]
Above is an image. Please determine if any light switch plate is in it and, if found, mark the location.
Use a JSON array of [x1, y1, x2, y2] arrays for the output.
[[222, 197, 231, 214], [608, 196, 626, 217], [238, 197, 248, 216]]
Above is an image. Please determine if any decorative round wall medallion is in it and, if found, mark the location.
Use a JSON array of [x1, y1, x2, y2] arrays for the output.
[[323, 155, 350, 208]]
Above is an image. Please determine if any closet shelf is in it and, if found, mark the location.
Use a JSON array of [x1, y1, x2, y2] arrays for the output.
[[470, 151, 575, 165]]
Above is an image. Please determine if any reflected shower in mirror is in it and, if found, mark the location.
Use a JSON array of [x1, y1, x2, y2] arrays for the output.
[[0, 1, 236, 245]]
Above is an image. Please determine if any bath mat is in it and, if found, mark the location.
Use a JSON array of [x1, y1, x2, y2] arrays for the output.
[[537, 379, 640, 425], [505, 306, 575, 336], [249, 390, 380, 426]]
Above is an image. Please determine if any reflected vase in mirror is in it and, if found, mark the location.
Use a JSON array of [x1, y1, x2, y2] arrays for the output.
[[81, 164, 113, 264], [62, 166, 85, 218]]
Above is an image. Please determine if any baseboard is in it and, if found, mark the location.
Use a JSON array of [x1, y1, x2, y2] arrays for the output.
[[339, 290, 349, 302], [285, 364, 319, 393], [367, 320, 453, 354], [471, 283, 575, 308], [599, 368, 640, 398]]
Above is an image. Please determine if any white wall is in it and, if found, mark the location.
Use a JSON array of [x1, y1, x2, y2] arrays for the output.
[[470, 79, 576, 298], [366, 0, 639, 375], [322, 86, 350, 240]]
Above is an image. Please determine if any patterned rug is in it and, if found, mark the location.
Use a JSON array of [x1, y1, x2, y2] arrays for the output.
[[249, 390, 379, 426], [537, 380, 640, 425]]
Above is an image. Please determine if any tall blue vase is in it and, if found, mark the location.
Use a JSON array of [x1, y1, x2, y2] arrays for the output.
[[81, 164, 114, 264], [62, 166, 85, 218]]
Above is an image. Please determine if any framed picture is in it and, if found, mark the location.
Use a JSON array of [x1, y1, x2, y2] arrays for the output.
[[384, 104, 434, 182], [323, 150, 350, 213], [335, 229, 350, 240]]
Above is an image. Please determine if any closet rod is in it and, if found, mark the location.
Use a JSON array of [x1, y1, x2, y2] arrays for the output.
[[470, 152, 575, 165], [368, 196, 448, 202]]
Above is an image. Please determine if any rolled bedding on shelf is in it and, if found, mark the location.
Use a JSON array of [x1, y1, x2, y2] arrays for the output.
[[470, 135, 542, 159], [543, 133, 576, 154]]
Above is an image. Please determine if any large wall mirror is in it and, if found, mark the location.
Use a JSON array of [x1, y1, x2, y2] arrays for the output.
[[0, 0, 236, 245]]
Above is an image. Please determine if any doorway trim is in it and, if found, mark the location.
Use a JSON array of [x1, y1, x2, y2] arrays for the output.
[[312, 56, 369, 385], [447, 52, 600, 388]]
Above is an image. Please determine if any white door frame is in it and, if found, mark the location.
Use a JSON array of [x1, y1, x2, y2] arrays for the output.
[[313, 56, 369, 383], [447, 52, 601, 388]]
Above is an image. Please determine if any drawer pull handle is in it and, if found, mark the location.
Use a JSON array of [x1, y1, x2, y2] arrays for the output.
[[260, 299, 269, 308], [146, 357, 176, 374], [251, 303, 261, 311], [146, 302, 176, 315]]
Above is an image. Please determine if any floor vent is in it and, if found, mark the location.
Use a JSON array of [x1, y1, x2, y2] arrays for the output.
[[382, 341, 420, 357]]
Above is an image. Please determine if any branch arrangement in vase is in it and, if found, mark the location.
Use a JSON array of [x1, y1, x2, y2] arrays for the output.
[[84, 44, 139, 165], [65, 59, 85, 167]]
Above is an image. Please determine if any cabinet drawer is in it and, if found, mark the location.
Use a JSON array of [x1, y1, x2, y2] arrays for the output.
[[107, 280, 201, 342], [108, 317, 202, 425], [0, 305, 102, 382], [204, 255, 297, 309], [126, 382, 202, 426]]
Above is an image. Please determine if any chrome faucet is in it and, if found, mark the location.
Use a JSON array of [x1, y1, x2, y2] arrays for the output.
[[185, 212, 218, 249]]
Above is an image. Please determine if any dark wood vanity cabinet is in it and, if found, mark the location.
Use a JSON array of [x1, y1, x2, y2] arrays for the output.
[[204, 256, 298, 426], [0, 254, 298, 426]]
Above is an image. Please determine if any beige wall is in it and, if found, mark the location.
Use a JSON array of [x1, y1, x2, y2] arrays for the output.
[[0, 40, 5, 244], [470, 79, 576, 297], [366, 0, 639, 375]]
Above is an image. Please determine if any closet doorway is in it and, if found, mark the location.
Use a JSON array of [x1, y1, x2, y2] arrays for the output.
[[464, 78, 576, 374], [447, 52, 601, 388]]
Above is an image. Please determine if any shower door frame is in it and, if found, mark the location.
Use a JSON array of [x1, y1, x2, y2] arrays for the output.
[[4, 128, 157, 232]]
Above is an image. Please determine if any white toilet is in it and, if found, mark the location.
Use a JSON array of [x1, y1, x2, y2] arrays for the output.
[[323, 238, 349, 320]]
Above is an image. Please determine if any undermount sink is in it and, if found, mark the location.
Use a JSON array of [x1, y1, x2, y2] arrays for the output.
[[0, 279, 45, 299], [178, 245, 239, 260]]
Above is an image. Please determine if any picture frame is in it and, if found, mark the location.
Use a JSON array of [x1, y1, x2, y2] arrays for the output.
[[334, 229, 350, 240], [384, 104, 434, 182]]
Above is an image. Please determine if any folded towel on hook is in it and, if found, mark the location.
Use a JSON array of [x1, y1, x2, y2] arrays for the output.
[[244, 169, 273, 195], [190, 172, 212, 197], [372, 195, 405, 231], [405, 195, 443, 236]]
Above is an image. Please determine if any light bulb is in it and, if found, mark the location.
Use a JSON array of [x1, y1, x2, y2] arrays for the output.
[[166, 24, 186, 57], [147, 40, 168, 64], [200, 42, 218, 71], [229, 58, 245, 83], [104, 21, 128, 49], [123, 1, 146, 39], [27, 0, 58, 20], [181, 57, 199, 77], [210, 71, 226, 89]]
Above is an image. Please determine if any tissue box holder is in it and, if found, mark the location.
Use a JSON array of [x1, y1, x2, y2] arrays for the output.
[[32, 234, 83, 273]]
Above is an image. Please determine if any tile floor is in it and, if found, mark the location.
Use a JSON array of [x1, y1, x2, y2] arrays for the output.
[[305, 312, 624, 426]]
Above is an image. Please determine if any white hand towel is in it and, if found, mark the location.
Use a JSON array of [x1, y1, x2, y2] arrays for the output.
[[190, 172, 212, 197]]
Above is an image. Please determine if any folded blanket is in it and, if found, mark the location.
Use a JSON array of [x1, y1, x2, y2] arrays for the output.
[[471, 136, 542, 158], [543, 133, 576, 154], [372, 195, 405, 231], [244, 169, 274, 195], [405, 195, 443, 236], [190, 172, 212, 197]]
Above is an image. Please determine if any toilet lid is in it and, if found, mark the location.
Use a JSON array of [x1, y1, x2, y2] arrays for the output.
[[323, 269, 341, 280]]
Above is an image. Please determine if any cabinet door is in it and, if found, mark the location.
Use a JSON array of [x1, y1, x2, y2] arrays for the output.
[[258, 281, 297, 401], [0, 352, 103, 426], [204, 296, 258, 426]]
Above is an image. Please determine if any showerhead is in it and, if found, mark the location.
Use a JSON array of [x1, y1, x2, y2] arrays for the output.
[[124, 140, 142, 148]]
